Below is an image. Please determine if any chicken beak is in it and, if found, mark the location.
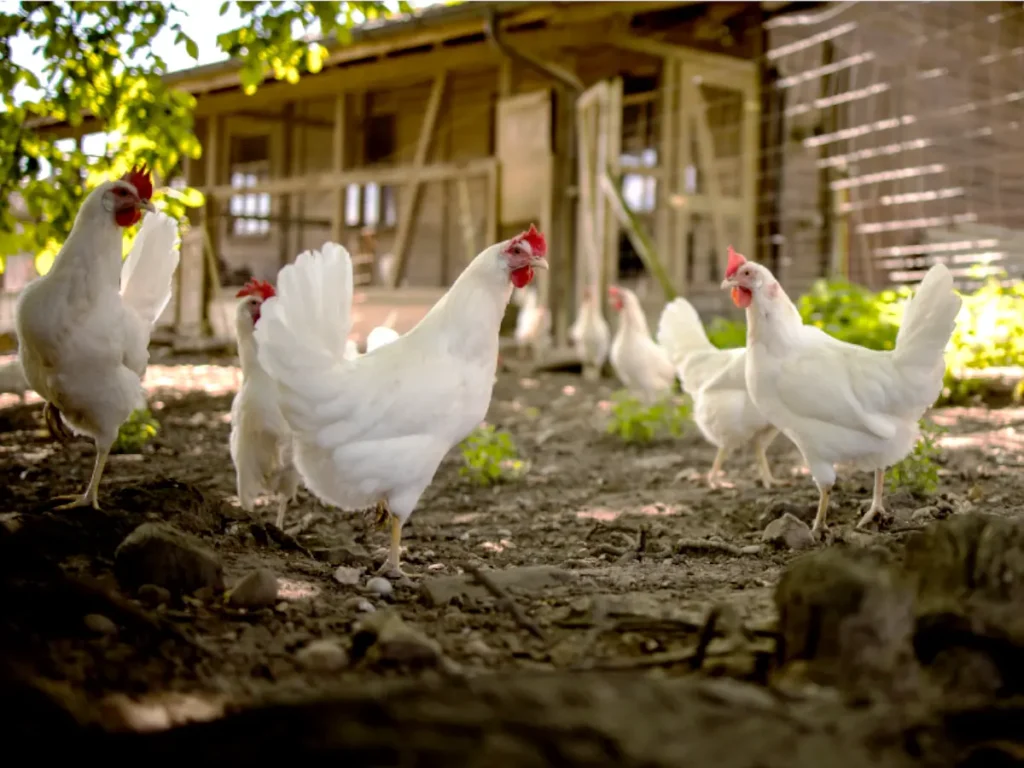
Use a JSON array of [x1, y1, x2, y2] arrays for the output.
[[720, 277, 736, 290], [532, 257, 549, 271], [140, 199, 156, 213]]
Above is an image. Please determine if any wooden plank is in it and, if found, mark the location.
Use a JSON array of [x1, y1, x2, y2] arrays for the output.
[[495, 89, 552, 225], [199, 157, 495, 199], [202, 114, 222, 324], [278, 101, 295, 267], [485, 161, 499, 246], [657, 58, 678, 288], [603, 78, 623, 296], [330, 94, 347, 243], [391, 72, 448, 287], [674, 60, 691, 294], [610, 32, 758, 80], [455, 175, 477, 265]]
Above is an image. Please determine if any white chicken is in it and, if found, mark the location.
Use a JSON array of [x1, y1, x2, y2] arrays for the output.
[[568, 286, 610, 381], [15, 165, 179, 509], [229, 278, 300, 529], [512, 286, 551, 360], [721, 247, 961, 537], [254, 225, 548, 576], [0, 357, 31, 403], [608, 284, 675, 401], [657, 296, 783, 488], [365, 309, 400, 353]]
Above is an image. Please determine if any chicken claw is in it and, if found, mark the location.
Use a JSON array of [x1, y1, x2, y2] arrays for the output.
[[375, 513, 408, 580], [706, 447, 727, 489], [809, 484, 832, 541], [51, 492, 101, 511], [856, 469, 888, 529], [43, 402, 74, 443]]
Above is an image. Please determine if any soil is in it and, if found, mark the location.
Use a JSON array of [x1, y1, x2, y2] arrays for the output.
[[2, 358, 1023, 765]]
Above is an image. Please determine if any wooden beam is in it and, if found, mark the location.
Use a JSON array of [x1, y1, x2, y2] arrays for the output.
[[485, 161, 499, 246], [391, 73, 448, 288], [236, 110, 335, 129], [455, 176, 477, 265], [682, 75, 730, 274], [203, 114, 223, 317], [330, 94, 347, 243], [610, 32, 758, 82], [278, 101, 295, 267], [657, 59, 679, 290], [199, 157, 495, 199]]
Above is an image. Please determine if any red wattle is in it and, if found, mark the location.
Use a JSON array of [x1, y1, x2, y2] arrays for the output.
[[731, 286, 752, 309], [510, 266, 534, 288], [115, 208, 141, 228]]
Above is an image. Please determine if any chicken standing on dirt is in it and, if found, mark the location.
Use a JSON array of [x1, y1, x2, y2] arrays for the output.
[[254, 226, 549, 577], [657, 296, 785, 489], [229, 279, 300, 529], [608, 284, 675, 402], [15, 166, 179, 510], [512, 286, 551, 361], [568, 287, 610, 381], [721, 247, 961, 538]]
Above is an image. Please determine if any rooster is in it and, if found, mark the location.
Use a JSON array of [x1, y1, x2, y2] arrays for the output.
[[568, 286, 610, 381], [229, 278, 300, 529], [608, 284, 675, 401], [254, 226, 548, 577], [721, 247, 961, 538], [15, 166, 179, 509], [657, 296, 785, 488], [512, 286, 551, 361]]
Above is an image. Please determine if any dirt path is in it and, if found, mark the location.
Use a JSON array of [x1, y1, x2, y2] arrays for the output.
[[1, 364, 1021, 764]]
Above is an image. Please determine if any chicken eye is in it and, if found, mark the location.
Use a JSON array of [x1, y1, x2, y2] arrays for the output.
[[113, 188, 127, 197]]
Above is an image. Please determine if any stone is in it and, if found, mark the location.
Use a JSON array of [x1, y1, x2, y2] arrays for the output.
[[332, 566, 363, 586], [84, 613, 117, 635], [366, 576, 393, 597], [137, 584, 171, 607], [296, 639, 349, 672], [762, 513, 814, 551], [420, 565, 574, 607], [115, 523, 224, 595], [227, 569, 279, 608]]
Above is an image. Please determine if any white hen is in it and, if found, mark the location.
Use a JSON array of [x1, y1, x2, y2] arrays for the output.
[[365, 309, 400, 353], [229, 278, 300, 529], [512, 286, 551, 360], [657, 296, 783, 488], [721, 247, 961, 537], [254, 226, 549, 576], [16, 166, 178, 509], [608, 284, 675, 402], [568, 286, 610, 381]]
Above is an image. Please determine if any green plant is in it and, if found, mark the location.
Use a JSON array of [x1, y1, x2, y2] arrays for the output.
[[886, 419, 947, 496], [112, 408, 160, 454], [605, 390, 692, 444], [797, 278, 911, 351], [705, 317, 747, 349], [458, 424, 526, 487]]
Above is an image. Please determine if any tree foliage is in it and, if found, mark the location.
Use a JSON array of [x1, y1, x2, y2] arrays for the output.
[[0, 0, 408, 273]]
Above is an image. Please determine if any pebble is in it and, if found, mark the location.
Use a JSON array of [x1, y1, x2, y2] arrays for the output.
[[366, 577, 393, 597], [911, 506, 939, 522], [137, 584, 171, 607], [762, 513, 814, 550], [740, 544, 763, 555], [227, 569, 279, 608], [296, 639, 349, 672], [84, 613, 117, 635], [333, 566, 364, 586], [114, 522, 224, 595], [464, 637, 495, 657]]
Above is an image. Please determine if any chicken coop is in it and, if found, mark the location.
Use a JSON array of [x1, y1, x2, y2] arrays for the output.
[[17, 1, 1024, 349]]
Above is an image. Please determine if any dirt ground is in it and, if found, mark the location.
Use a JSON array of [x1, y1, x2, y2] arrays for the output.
[[1, 357, 1023, 763]]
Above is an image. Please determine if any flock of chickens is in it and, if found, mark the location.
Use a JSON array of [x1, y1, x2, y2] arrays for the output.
[[9, 166, 963, 580]]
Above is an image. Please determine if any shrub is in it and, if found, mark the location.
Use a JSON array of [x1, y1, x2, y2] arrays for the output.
[[606, 390, 692, 444], [459, 424, 526, 486]]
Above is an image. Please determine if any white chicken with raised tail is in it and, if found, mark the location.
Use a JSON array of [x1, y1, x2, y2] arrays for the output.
[[657, 296, 784, 488], [229, 278, 300, 529], [608, 284, 675, 402], [721, 247, 961, 538], [568, 286, 610, 381], [254, 225, 549, 577], [15, 166, 179, 509]]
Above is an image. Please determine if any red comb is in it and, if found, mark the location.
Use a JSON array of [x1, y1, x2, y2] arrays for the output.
[[725, 246, 747, 278], [608, 285, 621, 296], [120, 163, 154, 200], [511, 224, 547, 256], [236, 278, 276, 301]]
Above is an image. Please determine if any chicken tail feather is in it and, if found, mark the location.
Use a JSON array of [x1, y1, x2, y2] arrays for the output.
[[893, 263, 962, 372], [656, 297, 714, 367], [119, 211, 181, 328]]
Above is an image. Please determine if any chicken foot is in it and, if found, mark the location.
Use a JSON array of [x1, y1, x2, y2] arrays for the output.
[[52, 441, 110, 511], [855, 469, 887, 529], [810, 484, 832, 541], [372, 499, 406, 579], [706, 447, 728, 489], [754, 428, 783, 489]]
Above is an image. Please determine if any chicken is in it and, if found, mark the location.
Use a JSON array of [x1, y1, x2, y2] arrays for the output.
[[254, 225, 548, 577], [720, 247, 961, 538], [512, 286, 551, 360], [0, 357, 30, 404], [230, 278, 300, 529], [15, 165, 179, 509], [608, 284, 675, 401], [366, 309, 400, 353], [657, 296, 783, 488], [568, 286, 610, 381]]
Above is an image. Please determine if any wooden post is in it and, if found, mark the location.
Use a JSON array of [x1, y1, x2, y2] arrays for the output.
[[176, 227, 205, 339], [202, 114, 223, 336], [485, 161, 499, 247], [657, 59, 679, 290], [330, 94, 347, 243], [683, 74, 729, 276], [278, 101, 295, 267], [455, 175, 477, 265], [391, 73, 448, 287]]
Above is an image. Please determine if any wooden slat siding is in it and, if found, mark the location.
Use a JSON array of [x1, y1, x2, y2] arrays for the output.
[[768, 1, 1024, 294]]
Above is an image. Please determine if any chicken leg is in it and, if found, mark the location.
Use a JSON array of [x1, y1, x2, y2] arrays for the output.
[[706, 447, 728, 488], [372, 499, 405, 578], [856, 469, 887, 529], [754, 428, 783, 488], [53, 440, 110, 511], [810, 483, 832, 541]]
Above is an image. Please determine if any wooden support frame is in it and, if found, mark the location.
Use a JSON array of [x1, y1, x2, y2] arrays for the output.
[[391, 72, 448, 288], [330, 94, 347, 243], [682, 76, 731, 273]]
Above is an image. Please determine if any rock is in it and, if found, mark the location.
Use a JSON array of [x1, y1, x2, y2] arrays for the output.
[[465, 637, 496, 657], [84, 613, 117, 635], [313, 543, 372, 567], [296, 639, 349, 672], [910, 506, 938, 522], [762, 513, 813, 551], [344, 597, 376, 614], [420, 565, 575, 607], [757, 499, 811, 527], [351, 610, 445, 668], [366, 577, 393, 597], [137, 584, 171, 607], [740, 544, 763, 555], [332, 566, 363, 586], [114, 523, 224, 595], [227, 569, 278, 608], [842, 530, 877, 549]]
